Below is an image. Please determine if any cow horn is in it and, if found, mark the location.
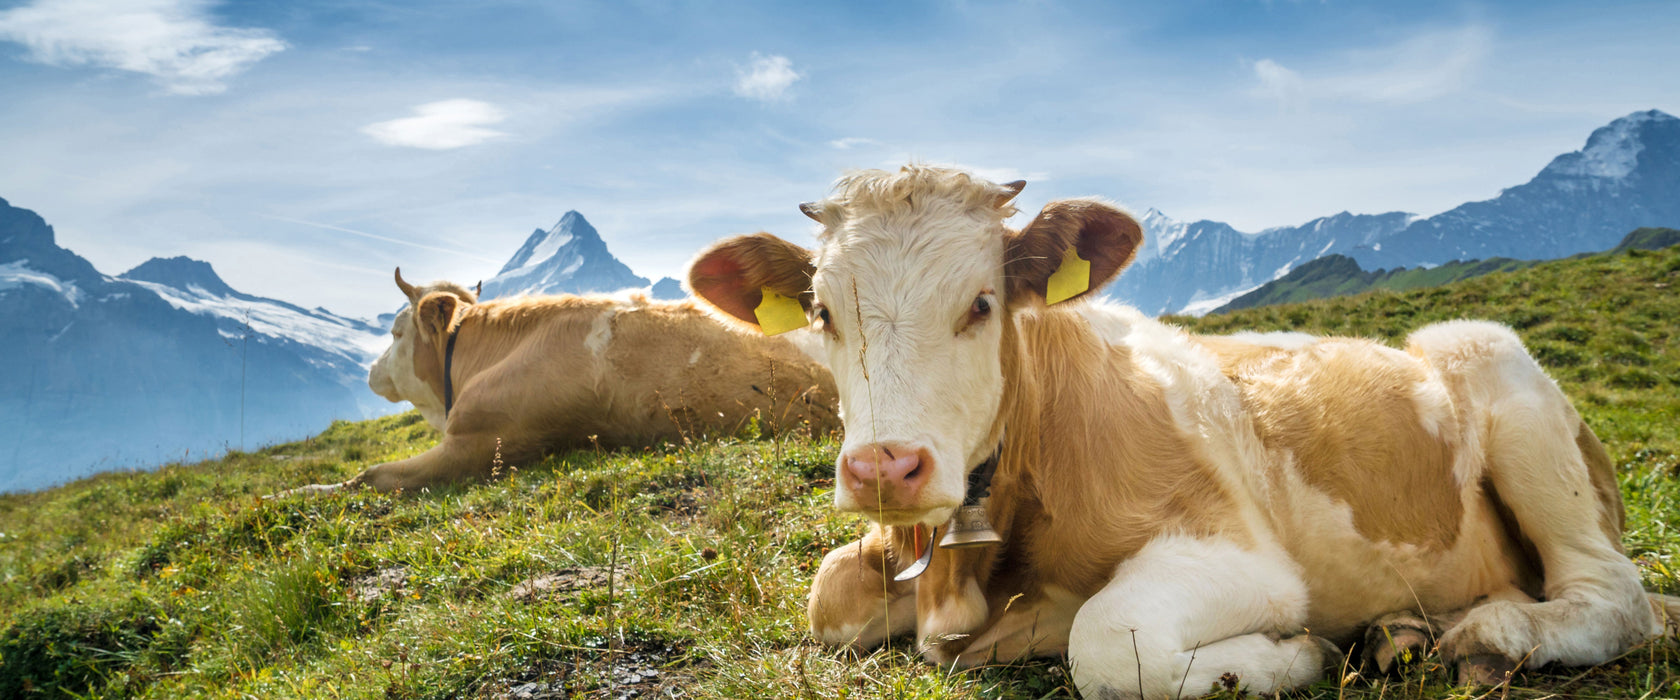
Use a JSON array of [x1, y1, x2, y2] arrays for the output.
[[395, 267, 417, 302], [474, 280, 483, 299], [996, 180, 1026, 208], [799, 202, 823, 222]]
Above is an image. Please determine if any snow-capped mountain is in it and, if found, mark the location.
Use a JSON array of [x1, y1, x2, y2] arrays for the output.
[[0, 198, 388, 492], [1108, 109, 1680, 315], [1352, 109, 1680, 269], [119, 256, 385, 390], [481, 211, 684, 300], [1109, 208, 1416, 315]]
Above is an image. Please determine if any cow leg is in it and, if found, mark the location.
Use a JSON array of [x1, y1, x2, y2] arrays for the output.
[[1404, 323, 1658, 678], [1068, 535, 1335, 699], [943, 586, 1083, 667], [342, 432, 505, 492], [1432, 364, 1658, 676], [808, 528, 917, 649], [1364, 610, 1435, 675]]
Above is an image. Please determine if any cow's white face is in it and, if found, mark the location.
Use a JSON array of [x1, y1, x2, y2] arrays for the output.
[[807, 195, 1014, 526], [689, 166, 1142, 528], [369, 305, 447, 430]]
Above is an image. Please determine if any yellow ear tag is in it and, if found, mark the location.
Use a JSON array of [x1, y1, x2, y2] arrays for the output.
[[754, 287, 810, 335], [1044, 244, 1090, 305]]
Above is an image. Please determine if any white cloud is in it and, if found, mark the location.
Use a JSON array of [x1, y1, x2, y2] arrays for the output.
[[1251, 25, 1491, 107], [829, 136, 878, 150], [1327, 26, 1490, 104], [361, 99, 508, 150], [734, 53, 801, 101], [1252, 58, 1306, 108], [0, 0, 284, 95]]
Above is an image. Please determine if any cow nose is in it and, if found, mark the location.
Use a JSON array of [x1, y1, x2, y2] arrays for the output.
[[841, 443, 931, 507]]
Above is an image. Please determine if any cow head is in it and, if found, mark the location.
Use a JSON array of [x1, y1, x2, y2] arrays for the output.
[[690, 165, 1141, 527], [368, 268, 478, 431]]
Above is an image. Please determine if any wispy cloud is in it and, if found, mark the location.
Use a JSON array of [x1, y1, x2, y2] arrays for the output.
[[259, 215, 504, 265], [361, 99, 507, 150], [0, 0, 284, 95], [1252, 25, 1491, 106], [829, 136, 878, 150], [1251, 58, 1306, 109], [734, 53, 801, 102]]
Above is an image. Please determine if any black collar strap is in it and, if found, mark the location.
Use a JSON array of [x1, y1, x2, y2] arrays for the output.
[[963, 442, 1001, 506], [443, 323, 460, 418]]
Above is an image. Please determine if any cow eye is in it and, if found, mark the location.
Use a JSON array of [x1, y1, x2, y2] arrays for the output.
[[813, 304, 835, 336], [961, 293, 994, 333]]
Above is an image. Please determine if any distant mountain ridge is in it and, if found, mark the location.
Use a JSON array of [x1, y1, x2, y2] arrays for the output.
[[481, 211, 685, 301], [1108, 110, 1680, 315], [1210, 227, 1680, 314], [0, 197, 388, 492], [1354, 110, 1680, 270], [0, 201, 693, 491], [1112, 209, 1416, 314]]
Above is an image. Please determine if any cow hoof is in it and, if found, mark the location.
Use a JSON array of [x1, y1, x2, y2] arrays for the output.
[[1364, 617, 1433, 675], [1311, 635, 1347, 674], [1455, 654, 1517, 686]]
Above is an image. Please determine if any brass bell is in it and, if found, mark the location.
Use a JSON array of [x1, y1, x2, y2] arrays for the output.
[[938, 497, 1003, 548]]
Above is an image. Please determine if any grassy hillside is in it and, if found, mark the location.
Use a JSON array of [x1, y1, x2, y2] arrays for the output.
[[1214, 226, 1680, 314], [1215, 254, 1539, 312], [3, 244, 1679, 699]]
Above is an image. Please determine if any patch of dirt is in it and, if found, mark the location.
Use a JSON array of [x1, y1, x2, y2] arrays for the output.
[[507, 565, 629, 603], [351, 566, 408, 603], [487, 638, 702, 699]]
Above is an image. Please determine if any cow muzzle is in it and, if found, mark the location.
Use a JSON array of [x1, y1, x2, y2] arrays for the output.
[[837, 443, 958, 523], [368, 365, 401, 402]]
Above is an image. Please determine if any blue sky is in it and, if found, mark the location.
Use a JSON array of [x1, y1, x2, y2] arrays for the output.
[[1, 0, 1676, 318]]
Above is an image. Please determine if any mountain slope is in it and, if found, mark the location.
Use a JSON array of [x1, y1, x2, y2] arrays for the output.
[[118, 256, 384, 390], [1109, 209, 1416, 314], [0, 198, 386, 492], [1357, 110, 1680, 269], [1214, 227, 1680, 313], [1212, 254, 1537, 313], [1108, 109, 1680, 315]]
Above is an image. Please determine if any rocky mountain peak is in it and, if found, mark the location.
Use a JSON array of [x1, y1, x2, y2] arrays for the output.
[[119, 256, 237, 297], [0, 196, 55, 255], [480, 211, 650, 300], [1539, 109, 1678, 180]]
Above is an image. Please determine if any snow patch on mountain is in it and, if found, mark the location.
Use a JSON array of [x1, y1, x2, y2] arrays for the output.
[[1543, 110, 1663, 179], [0, 259, 83, 306], [1179, 285, 1264, 316], [125, 278, 385, 369]]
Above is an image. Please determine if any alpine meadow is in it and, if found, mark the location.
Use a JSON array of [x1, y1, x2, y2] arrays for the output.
[[2, 238, 1677, 700], [3, 2, 1680, 699]]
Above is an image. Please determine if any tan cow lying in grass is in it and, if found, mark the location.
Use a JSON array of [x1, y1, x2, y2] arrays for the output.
[[689, 165, 1679, 698], [291, 270, 839, 493]]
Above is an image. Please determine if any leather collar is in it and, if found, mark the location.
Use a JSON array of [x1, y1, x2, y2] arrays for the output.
[[443, 323, 460, 418]]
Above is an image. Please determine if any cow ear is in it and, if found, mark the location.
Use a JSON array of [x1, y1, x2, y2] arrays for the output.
[[1004, 199, 1142, 307], [687, 232, 816, 333], [415, 292, 462, 344]]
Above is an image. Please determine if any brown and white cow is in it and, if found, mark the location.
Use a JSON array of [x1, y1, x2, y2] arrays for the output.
[[289, 270, 839, 494], [688, 165, 1679, 697]]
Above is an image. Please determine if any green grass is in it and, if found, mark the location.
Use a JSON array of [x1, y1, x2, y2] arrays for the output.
[[1217, 254, 1540, 313], [2, 244, 1678, 699]]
